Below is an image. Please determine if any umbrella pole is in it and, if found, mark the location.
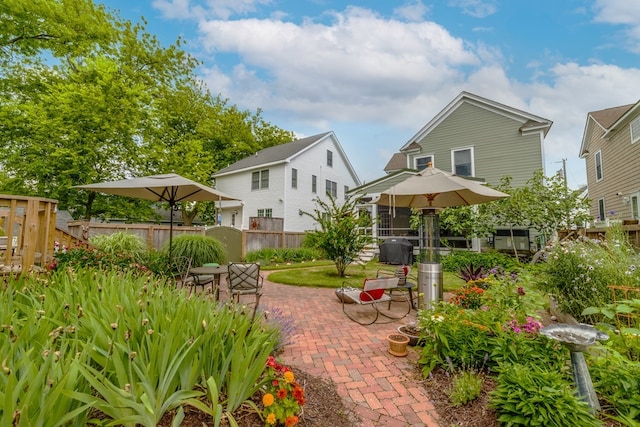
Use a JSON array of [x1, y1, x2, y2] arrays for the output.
[[169, 203, 174, 262]]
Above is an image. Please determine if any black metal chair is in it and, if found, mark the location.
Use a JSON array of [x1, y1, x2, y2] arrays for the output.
[[227, 263, 264, 320]]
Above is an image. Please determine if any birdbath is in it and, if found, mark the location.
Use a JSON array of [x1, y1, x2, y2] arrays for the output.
[[540, 323, 609, 412]]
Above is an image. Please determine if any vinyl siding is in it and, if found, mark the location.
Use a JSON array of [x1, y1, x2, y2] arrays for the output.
[[585, 115, 640, 221], [410, 102, 543, 188], [214, 134, 360, 232]]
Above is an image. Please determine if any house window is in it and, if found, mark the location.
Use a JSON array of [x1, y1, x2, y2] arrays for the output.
[[415, 155, 433, 170], [631, 117, 640, 143], [257, 208, 272, 218], [344, 185, 349, 200], [598, 198, 605, 221], [595, 150, 603, 182], [632, 193, 639, 220], [312, 175, 317, 193], [327, 150, 333, 167], [325, 179, 337, 198], [452, 147, 473, 177], [251, 169, 269, 190], [291, 168, 298, 189]]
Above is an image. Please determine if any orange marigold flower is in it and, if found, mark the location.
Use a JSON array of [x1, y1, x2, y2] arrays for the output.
[[277, 388, 288, 399], [293, 386, 304, 400], [285, 415, 299, 426], [262, 393, 275, 407], [266, 413, 277, 425], [284, 370, 295, 383]]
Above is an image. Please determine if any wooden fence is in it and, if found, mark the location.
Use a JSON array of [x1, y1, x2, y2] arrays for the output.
[[558, 224, 640, 248], [68, 221, 306, 260], [0, 194, 58, 273]]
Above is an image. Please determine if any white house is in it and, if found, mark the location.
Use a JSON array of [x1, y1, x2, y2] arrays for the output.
[[211, 132, 361, 232]]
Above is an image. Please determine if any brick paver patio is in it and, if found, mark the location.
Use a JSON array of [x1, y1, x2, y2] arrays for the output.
[[256, 272, 441, 427]]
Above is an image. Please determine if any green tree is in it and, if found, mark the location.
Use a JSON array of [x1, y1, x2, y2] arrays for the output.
[[303, 195, 373, 277], [0, 0, 294, 224]]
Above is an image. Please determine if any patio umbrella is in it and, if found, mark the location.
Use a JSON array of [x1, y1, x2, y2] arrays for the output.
[[375, 164, 510, 209], [374, 164, 509, 307], [74, 173, 240, 259]]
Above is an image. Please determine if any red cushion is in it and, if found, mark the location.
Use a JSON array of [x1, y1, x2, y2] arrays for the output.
[[360, 288, 384, 302]]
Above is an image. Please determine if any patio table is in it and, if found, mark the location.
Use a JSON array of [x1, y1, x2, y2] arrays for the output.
[[188, 265, 228, 300]]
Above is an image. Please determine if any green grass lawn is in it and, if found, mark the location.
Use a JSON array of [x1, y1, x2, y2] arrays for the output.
[[264, 261, 462, 291]]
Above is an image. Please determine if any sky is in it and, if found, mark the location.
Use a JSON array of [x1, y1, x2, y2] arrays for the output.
[[97, 0, 640, 189]]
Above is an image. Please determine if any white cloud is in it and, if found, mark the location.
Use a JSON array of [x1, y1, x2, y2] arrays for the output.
[[198, 7, 478, 127], [593, 0, 640, 52], [164, 3, 640, 187], [153, 0, 271, 20], [393, 0, 430, 22], [448, 0, 497, 18]]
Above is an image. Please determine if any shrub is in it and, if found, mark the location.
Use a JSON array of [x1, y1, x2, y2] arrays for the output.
[[539, 227, 640, 322], [489, 364, 602, 427], [441, 250, 518, 274], [448, 370, 483, 407], [89, 231, 147, 259], [244, 247, 323, 265], [588, 348, 640, 424], [164, 234, 227, 267]]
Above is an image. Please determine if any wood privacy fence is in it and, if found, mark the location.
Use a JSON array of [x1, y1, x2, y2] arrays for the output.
[[67, 221, 306, 261]]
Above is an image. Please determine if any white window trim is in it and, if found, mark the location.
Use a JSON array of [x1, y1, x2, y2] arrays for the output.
[[631, 116, 640, 144], [595, 150, 603, 182], [597, 198, 605, 221], [631, 192, 640, 220], [451, 146, 475, 177], [414, 155, 434, 170]]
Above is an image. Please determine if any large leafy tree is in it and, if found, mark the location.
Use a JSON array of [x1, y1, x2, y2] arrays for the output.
[[303, 194, 373, 277], [0, 0, 293, 223]]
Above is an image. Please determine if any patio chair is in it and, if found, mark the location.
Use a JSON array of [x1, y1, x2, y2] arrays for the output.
[[170, 256, 195, 288], [377, 265, 416, 309], [339, 277, 410, 325], [227, 262, 264, 320]]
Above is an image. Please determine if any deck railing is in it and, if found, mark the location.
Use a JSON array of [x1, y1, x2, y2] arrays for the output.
[[0, 194, 59, 273]]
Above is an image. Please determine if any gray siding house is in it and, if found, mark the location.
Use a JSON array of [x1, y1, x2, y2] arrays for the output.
[[579, 101, 640, 224], [351, 91, 553, 252], [399, 91, 552, 187]]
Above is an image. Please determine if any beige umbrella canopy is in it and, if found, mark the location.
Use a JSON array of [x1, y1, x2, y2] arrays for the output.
[[74, 173, 240, 259], [375, 164, 509, 262], [375, 164, 509, 209]]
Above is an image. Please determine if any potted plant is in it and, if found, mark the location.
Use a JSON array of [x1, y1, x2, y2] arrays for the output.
[[387, 333, 410, 357], [397, 322, 424, 346]]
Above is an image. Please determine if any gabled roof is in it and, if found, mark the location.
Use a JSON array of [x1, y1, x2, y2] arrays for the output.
[[213, 132, 332, 176], [579, 102, 636, 157], [400, 91, 553, 150], [384, 153, 408, 173], [348, 169, 418, 196]]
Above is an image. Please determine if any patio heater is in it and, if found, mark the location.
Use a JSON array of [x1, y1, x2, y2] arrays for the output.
[[418, 208, 443, 309]]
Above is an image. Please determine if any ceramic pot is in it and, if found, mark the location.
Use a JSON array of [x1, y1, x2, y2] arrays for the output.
[[387, 333, 410, 357], [397, 325, 422, 346]]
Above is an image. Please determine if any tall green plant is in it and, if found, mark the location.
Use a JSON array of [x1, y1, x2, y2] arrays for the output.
[[90, 231, 147, 258], [0, 268, 277, 425], [489, 364, 602, 427], [301, 194, 373, 277], [164, 234, 227, 267], [539, 226, 640, 321]]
